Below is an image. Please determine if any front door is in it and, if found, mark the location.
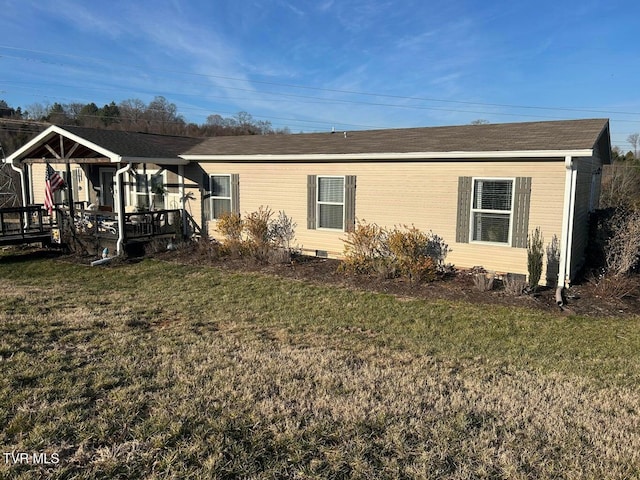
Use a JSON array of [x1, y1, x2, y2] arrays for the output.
[[99, 168, 116, 209]]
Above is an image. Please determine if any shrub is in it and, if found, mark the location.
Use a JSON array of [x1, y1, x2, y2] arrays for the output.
[[341, 220, 387, 274], [545, 235, 560, 287], [269, 210, 297, 252], [387, 226, 437, 284], [341, 221, 450, 284], [504, 273, 527, 296], [216, 212, 243, 242], [588, 271, 639, 301], [214, 207, 298, 263], [245, 206, 273, 246], [244, 206, 273, 260], [527, 227, 544, 291], [605, 209, 640, 276], [473, 272, 495, 292]]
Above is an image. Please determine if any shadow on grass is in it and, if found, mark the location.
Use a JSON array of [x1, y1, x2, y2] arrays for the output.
[[0, 248, 65, 264]]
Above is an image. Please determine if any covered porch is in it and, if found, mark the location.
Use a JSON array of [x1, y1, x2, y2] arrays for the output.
[[5, 125, 204, 254]]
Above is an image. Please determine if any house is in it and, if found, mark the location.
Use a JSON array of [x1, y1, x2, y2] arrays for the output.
[[6, 118, 611, 287]]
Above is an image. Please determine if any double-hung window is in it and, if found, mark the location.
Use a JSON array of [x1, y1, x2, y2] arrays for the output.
[[210, 174, 232, 219], [471, 178, 514, 244], [317, 176, 345, 229]]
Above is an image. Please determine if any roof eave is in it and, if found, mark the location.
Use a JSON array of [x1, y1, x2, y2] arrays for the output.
[[180, 149, 595, 162], [119, 156, 190, 166], [6, 125, 120, 163]]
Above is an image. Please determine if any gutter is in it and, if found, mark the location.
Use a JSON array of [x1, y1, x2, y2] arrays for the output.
[[115, 161, 132, 256], [556, 155, 578, 305], [180, 148, 594, 163]]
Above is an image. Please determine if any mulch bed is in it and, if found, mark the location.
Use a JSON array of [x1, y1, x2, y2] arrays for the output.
[[151, 248, 640, 318]]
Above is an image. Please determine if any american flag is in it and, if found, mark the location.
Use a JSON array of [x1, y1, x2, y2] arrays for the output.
[[44, 163, 65, 215]]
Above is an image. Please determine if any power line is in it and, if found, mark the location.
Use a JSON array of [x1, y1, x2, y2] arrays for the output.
[[2, 46, 640, 119]]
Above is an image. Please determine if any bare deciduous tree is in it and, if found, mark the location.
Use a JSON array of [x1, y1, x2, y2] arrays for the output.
[[600, 164, 640, 210], [627, 133, 640, 159]]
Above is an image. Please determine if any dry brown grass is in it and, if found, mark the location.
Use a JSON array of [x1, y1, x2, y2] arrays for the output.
[[1, 253, 639, 478]]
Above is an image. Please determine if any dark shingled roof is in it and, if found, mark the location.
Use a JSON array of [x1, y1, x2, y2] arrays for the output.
[[183, 118, 610, 157], [61, 126, 205, 159]]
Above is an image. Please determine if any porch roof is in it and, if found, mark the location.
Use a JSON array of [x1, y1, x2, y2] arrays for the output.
[[7, 125, 204, 165]]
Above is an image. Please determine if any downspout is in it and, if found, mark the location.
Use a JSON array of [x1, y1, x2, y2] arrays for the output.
[[178, 164, 187, 237], [115, 161, 132, 256], [556, 155, 577, 305]]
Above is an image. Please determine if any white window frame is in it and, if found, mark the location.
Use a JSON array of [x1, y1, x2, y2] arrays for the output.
[[209, 174, 232, 220], [316, 175, 346, 231], [129, 169, 166, 211], [470, 177, 515, 246]]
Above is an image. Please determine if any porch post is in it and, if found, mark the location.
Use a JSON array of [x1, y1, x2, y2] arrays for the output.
[[179, 164, 187, 237], [115, 162, 132, 255], [65, 161, 75, 222]]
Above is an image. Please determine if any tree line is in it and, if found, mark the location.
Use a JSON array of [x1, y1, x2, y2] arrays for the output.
[[0, 96, 290, 155]]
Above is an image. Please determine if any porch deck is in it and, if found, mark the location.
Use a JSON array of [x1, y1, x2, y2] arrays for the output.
[[0, 206, 194, 251], [0, 206, 53, 247]]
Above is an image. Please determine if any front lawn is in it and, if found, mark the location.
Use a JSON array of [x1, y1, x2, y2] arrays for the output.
[[1, 251, 639, 478]]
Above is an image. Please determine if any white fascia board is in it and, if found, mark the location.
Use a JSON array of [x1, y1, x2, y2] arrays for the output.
[[6, 126, 58, 164], [7, 125, 120, 163], [119, 157, 190, 166], [180, 149, 594, 162]]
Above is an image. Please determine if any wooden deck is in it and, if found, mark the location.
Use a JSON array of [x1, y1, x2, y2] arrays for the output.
[[1, 206, 198, 251], [0, 206, 54, 247]]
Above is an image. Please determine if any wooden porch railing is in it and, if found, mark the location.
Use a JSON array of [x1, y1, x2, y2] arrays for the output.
[[0, 205, 56, 246], [1, 205, 201, 247], [67, 208, 186, 240]]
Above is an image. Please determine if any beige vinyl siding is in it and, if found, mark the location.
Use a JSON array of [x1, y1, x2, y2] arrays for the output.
[[199, 159, 567, 279], [570, 156, 603, 278], [30, 162, 81, 205]]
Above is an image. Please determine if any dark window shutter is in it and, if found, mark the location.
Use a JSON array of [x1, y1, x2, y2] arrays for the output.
[[511, 177, 532, 248], [231, 174, 240, 214], [456, 176, 472, 243], [307, 175, 317, 230], [344, 175, 356, 232]]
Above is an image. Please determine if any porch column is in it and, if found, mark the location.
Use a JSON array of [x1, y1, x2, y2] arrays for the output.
[[115, 162, 132, 255], [179, 164, 187, 237]]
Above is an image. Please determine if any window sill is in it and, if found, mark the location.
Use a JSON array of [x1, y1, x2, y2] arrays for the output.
[[470, 240, 511, 247]]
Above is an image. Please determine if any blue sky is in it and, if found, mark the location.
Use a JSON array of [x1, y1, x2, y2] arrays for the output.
[[1, 0, 639, 150]]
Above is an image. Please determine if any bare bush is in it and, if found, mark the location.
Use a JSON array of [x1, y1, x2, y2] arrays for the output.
[[504, 273, 527, 296], [269, 210, 297, 252], [605, 209, 640, 276], [341, 219, 387, 274], [215, 207, 297, 263], [216, 211, 244, 241], [244, 206, 273, 260], [341, 221, 451, 283], [588, 272, 639, 301], [473, 273, 495, 292]]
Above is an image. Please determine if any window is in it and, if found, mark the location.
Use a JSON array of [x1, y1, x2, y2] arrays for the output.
[[210, 175, 231, 219], [131, 171, 165, 210], [317, 176, 344, 229], [307, 175, 356, 232], [471, 179, 514, 244]]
